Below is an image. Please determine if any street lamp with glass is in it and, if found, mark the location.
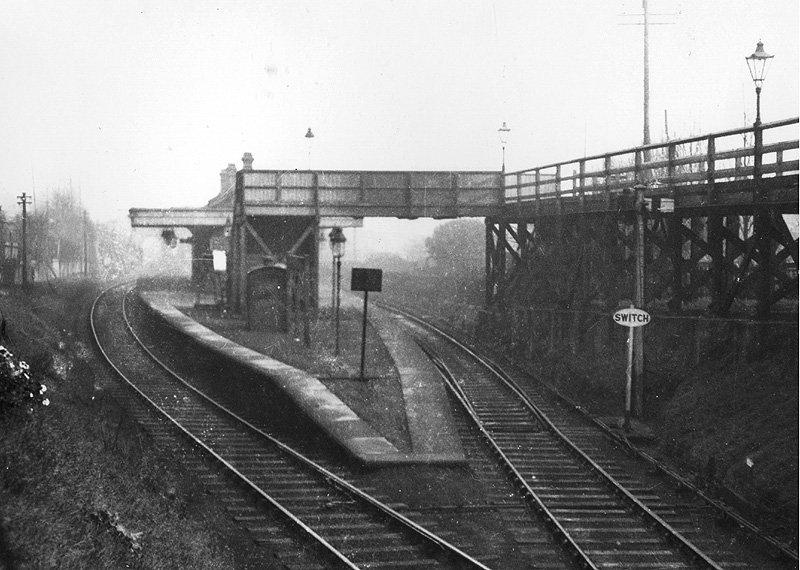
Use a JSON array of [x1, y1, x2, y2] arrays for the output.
[[745, 41, 774, 126], [745, 41, 776, 322], [328, 227, 346, 355], [498, 121, 511, 173]]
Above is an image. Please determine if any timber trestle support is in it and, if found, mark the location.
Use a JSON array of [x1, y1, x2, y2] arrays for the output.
[[487, 118, 798, 321], [485, 205, 798, 320]]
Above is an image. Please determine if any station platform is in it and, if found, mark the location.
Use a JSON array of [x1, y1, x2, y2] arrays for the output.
[[138, 289, 465, 467]]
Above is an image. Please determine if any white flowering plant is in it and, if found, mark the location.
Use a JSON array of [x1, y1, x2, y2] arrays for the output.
[[0, 345, 50, 414]]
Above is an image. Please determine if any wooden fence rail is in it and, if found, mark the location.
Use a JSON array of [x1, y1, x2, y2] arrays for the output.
[[503, 117, 799, 213]]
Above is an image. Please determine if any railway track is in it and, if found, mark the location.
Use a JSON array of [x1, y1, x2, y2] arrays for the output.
[[385, 304, 797, 570], [87, 281, 796, 569], [90, 284, 495, 570]]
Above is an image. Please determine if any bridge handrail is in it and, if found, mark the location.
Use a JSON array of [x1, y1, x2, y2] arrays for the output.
[[504, 117, 799, 205], [506, 117, 798, 176]]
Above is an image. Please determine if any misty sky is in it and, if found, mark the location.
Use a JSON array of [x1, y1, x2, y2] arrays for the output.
[[1, 0, 797, 256]]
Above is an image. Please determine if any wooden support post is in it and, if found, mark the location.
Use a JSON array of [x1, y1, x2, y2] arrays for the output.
[[755, 210, 773, 320], [238, 220, 247, 315], [669, 214, 684, 313], [554, 165, 563, 240], [709, 215, 724, 307], [706, 136, 725, 309], [753, 123, 772, 321], [604, 213, 619, 305], [485, 219, 494, 306], [497, 222, 507, 287], [311, 218, 320, 309], [665, 139, 682, 313]]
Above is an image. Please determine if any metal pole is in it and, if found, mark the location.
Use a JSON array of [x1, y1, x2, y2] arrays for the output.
[[755, 86, 762, 126], [335, 256, 342, 356], [753, 117, 770, 321], [331, 254, 336, 316], [359, 290, 369, 380], [634, 186, 646, 417], [624, 320, 634, 431]]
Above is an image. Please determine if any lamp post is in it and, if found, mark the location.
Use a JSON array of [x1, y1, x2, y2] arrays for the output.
[[328, 227, 346, 355], [746, 41, 774, 127], [498, 121, 511, 173], [746, 41, 775, 322], [305, 127, 315, 170]]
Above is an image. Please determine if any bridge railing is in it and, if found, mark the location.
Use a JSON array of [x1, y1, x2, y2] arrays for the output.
[[503, 117, 799, 209], [239, 170, 502, 217]]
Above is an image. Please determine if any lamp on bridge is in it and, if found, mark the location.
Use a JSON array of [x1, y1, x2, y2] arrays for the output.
[[305, 127, 315, 170], [745, 41, 774, 126], [328, 227, 346, 356], [498, 121, 511, 173]]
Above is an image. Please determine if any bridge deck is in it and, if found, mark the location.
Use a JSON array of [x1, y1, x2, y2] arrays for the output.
[[238, 170, 503, 219], [129, 118, 798, 229]]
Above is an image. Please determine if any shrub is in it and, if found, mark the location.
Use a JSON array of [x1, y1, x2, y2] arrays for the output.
[[0, 344, 50, 415]]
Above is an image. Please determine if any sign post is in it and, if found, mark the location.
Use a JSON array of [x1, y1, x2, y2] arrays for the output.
[[613, 305, 651, 431], [351, 268, 383, 380]]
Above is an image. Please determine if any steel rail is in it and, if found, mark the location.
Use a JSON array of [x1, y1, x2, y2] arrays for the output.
[[92, 284, 493, 570], [120, 290, 493, 570], [90, 284, 361, 569], [382, 300, 799, 563], [389, 304, 728, 570], [494, 355, 800, 564], [418, 342, 601, 570]]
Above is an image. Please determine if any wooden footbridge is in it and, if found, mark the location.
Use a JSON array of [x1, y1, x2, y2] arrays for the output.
[[130, 117, 798, 318]]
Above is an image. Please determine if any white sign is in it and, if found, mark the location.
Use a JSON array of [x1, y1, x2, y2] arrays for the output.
[[613, 308, 651, 327], [212, 250, 227, 272]]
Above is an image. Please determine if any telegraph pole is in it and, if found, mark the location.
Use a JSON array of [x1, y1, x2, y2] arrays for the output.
[[17, 192, 32, 286], [634, 185, 646, 417], [642, 0, 651, 146], [618, 0, 675, 148]]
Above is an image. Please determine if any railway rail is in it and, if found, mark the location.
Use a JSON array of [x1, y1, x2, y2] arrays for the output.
[[90, 284, 495, 570], [87, 281, 796, 569], [385, 303, 797, 570]]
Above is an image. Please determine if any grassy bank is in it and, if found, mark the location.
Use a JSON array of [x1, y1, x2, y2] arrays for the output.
[[0, 282, 274, 570]]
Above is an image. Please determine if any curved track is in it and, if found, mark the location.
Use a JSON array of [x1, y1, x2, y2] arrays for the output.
[[90, 284, 494, 570], [386, 304, 797, 570]]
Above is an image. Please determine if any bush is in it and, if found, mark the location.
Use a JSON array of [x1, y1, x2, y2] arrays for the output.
[[0, 345, 49, 415]]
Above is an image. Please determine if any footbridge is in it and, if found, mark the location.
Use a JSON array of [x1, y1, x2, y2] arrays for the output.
[[130, 117, 798, 318]]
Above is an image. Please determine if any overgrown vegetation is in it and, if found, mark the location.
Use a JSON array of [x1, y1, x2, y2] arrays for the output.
[[0, 283, 267, 569], [0, 345, 48, 415]]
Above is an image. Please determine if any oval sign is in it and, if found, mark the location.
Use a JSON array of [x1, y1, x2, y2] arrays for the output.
[[613, 308, 651, 327]]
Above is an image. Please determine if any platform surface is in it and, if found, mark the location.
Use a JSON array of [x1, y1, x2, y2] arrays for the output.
[[139, 290, 465, 466]]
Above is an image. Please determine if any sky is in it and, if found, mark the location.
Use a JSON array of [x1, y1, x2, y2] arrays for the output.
[[1, 0, 797, 257]]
